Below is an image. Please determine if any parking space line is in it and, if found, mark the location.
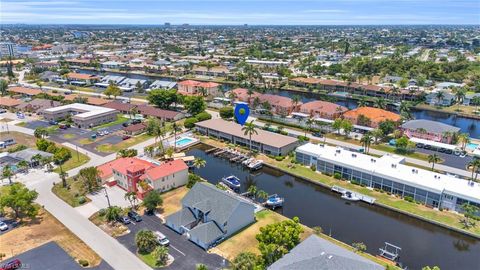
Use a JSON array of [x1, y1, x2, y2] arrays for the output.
[[170, 244, 186, 256]]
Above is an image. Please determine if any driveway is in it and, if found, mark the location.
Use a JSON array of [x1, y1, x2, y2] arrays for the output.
[[4, 241, 113, 270], [117, 214, 228, 270]]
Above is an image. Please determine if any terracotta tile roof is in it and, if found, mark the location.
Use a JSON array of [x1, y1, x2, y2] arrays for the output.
[[67, 72, 98, 80], [8, 86, 42, 96], [178, 80, 201, 86], [104, 102, 181, 120], [124, 123, 147, 132], [178, 80, 219, 88], [0, 97, 23, 107], [63, 94, 108, 106], [142, 159, 188, 181], [97, 157, 154, 179], [198, 82, 220, 88], [291, 77, 323, 84], [343, 107, 401, 123], [259, 94, 298, 108], [300, 101, 348, 114]]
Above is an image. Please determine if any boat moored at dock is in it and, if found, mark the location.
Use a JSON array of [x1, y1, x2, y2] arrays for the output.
[[221, 175, 241, 190]]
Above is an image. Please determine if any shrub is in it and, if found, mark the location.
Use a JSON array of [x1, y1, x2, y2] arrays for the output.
[[7, 144, 27, 153], [98, 208, 106, 216], [280, 130, 288, 135], [219, 106, 234, 119], [78, 259, 89, 267], [195, 112, 212, 121], [275, 156, 285, 161], [404, 196, 414, 203], [297, 135, 310, 142], [334, 172, 341, 179], [78, 196, 86, 205], [310, 164, 317, 171], [184, 117, 199, 129]]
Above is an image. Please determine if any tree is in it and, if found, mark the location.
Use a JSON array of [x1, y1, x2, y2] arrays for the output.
[[17, 160, 29, 173], [399, 101, 412, 119], [374, 98, 387, 109], [117, 148, 138, 158], [135, 81, 144, 93], [242, 120, 258, 153], [467, 159, 480, 183], [357, 97, 368, 107], [152, 246, 169, 267], [232, 252, 259, 270], [332, 118, 343, 135], [135, 229, 158, 254], [59, 170, 69, 188], [371, 128, 384, 144], [143, 190, 163, 212], [105, 206, 122, 224], [247, 185, 258, 199], [428, 154, 441, 171], [0, 79, 8, 96], [422, 266, 441, 270], [193, 157, 206, 172], [458, 133, 470, 151], [53, 147, 72, 165], [378, 120, 397, 136], [196, 264, 209, 270], [352, 242, 367, 253], [0, 183, 38, 220], [184, 117, 199, 129], [196, 112, 212, 121], [172, 122, 182, 150], [146, 117, 165, 153], [34, 127, 49, 139], [305, 118, 315, 137], [219, 106, 234, 119], [147, 89, 178, 109], [460, 203, 479, 229], [256, 217, 304, 266], [256, 190, 268, 201], [2, 165, 14, 184], [360, 132, 372, 153], [124, 191, 138, 209], [104, 83, 122, 99], [144, 145, 155, 157], [187, 173, 202, 188], [78, 166, 100, 192], [184, 96, 206, 115], [341, 119, 353, 137], [312, 226, 323, 235]]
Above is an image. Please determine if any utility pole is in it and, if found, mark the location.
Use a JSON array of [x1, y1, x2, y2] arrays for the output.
[[75, 145, 79, 161], [104, 187, 111, 208]]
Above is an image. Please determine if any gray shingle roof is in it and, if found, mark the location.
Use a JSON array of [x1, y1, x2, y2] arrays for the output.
[[268, 235, 383, 270], [188, 221, 224, 246], [401, 119, 460, 134], [9, 149, 53, 161], [165, 208, 196, 227], [182, 183, 248, 225]]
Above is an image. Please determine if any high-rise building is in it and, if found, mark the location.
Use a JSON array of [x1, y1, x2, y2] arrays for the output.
[[0, 42, 17, 57]]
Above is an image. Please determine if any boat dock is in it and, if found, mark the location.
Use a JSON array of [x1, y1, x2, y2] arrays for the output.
[[331, 185, 376, 204], [209, 147, 263, 169]]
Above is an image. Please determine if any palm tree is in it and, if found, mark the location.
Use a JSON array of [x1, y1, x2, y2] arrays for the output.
[[144, 145, 155, 157], [41, 156, 53, 172], [172, 122, 182, 151], [428, 154, 441, 171], [17, 160, 29, 173], [59, 170, 69, 188], [242, 120, 258, 153], [2, 165, 14, 184], [124, 191, 138, 209], [31, 153, 43, 167], [256, 190, 268, 201], [305, 118, 315, 137], [435, 91, 445, 105], [374, 98, 387, 109], [458, 133, 470, 151], [360, 132, 373, 153], [467, 159, 480, 183], [291, 95, 301, 109], [247, 185, 257, 199], [193, 157, 206, 172], [247, 88, 254, 102], [454, 87, 466, 111], [399, 101, 412, 119]]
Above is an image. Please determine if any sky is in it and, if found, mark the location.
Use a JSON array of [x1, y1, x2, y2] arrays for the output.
[[1, 0, 479, 25]]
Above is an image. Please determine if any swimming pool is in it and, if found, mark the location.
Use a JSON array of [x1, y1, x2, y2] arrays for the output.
[[175, 137, 197, 147], [466, 143, 479, 150]]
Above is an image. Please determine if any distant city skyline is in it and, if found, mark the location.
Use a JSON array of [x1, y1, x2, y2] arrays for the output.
[[2, 0, 479, 25]]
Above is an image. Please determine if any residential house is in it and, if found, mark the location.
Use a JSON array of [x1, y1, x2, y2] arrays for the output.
[[104, 102, 184, 121], [230, 88, 261, 103], [342, 107, 401, 128], [177, 80, 220, 97], [16, 99, 61, 115], [120, 78, 148, 92], [0, 97, 23, 109], [268, 235, 383, 270], [0, 149, 53, 173], [258, 94, 300, 116], [8, 86, 42, 97], [425, 91, 456, 106], [401, 120, 460, 144], [66, 72, 99, 86], [299, 101, 347, 119], [148, 80, 177, 90], [463, 93, 480, 106], [123, 123, 147, 135], [139, 159, 189, 195], [192, 65, 230, 77], [166, 182, 255, 250]]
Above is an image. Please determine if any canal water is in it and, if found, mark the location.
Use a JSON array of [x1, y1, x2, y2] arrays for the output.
[[77, 69, 480, 138], [187, 144, 480, 270]]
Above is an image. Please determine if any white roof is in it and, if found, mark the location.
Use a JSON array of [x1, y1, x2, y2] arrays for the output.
[[297, 143, 480, 204], [44, 103, 116, 119], [410, 138, 457, 150]]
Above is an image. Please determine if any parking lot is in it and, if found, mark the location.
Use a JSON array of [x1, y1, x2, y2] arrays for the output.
[[415, 145, 473, 171], [2, 241, 113, 270], [117, 214, 227, 270], [0, 215, 18, 236]]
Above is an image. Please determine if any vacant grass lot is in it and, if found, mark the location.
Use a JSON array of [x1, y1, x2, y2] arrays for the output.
[[53, 146, 90, 173], [89, 211, 129, 238], [0, 207, 101, 267], [0, 131, 37, 150], [158, 186, 189, 217], [95, 134, 151, 153], [52, 177, 91, 207]]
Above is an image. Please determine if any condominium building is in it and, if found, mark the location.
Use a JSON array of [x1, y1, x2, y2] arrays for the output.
[[43, 103, 117, 128], [296, 143, 480, 214]]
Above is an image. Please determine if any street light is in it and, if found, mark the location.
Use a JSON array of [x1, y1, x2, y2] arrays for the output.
[[103, 187, 111, 208]]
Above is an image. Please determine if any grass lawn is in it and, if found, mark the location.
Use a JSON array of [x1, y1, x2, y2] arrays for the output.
[[53, 146, 90, 173], [14, 121, 26, 126], [95, 134, 151, 153], [91, 115, 129, 131], [45, 125, 59, 134], [78, 138, 94, 145], [63, 133, 76, 139], [373, 144, 439, 163], [0, 207, 101, 267], [0, 131, 37, 149], [211, 210, 313, 260], [202, 137, 480, 237], [158, 186, 189, 216], [89, 211, 129, 238], [52, 177, 91, 207], [138, 252, 158, 268]]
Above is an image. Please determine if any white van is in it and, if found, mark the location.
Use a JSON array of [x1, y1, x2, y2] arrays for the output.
[[154, 231, 170, 246], [0, 139, 16, 148]]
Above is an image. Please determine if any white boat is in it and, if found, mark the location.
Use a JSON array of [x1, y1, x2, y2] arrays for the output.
[[341, 191, 361, 202], [242, 158, 255, 165], [221, 175, 241, 190], [248, 160, 264, 170], [266, 194, 284, 208]]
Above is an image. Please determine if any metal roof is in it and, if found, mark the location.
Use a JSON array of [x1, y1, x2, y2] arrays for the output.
[[401, 119, 460, 134]]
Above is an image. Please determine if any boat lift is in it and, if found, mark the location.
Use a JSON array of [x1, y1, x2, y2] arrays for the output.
[[379, 242, 402, 262]]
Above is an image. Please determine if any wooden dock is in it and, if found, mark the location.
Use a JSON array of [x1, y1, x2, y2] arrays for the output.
[[331, 185, 376, 204]]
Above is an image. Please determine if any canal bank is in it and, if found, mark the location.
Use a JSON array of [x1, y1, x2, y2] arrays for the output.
[[186, 143, 480, 270]]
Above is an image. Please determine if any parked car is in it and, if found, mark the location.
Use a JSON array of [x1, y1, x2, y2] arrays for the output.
[[59, 123, 70, 129], [154, 231, 170, 246], [117, 216, 131, 225], [128, 211, 142, 222], [48, 120, 58, 125], [122, 121, 131, 127], [445, 149, 453, 155], [122, 135, 131, 140], [0, 109, 7, 114], [312, 132, 323, 138], [0, 221, 8, 231], [416, 143, 424, 148], [132, 119, 142, 124], [438, 148, 446, 153], [0, 259, 21, 270]]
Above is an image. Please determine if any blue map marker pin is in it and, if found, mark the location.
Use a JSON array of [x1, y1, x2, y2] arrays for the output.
[[234, 103, 250, 125]]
